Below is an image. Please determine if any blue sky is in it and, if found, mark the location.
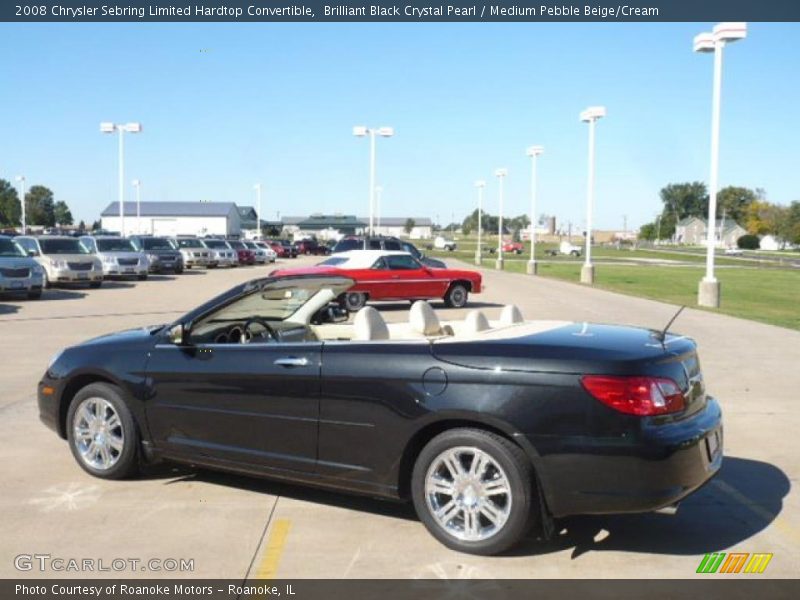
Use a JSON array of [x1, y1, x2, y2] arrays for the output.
[[0, 22, 797, 229]]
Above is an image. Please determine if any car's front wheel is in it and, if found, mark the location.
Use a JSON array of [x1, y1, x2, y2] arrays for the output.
[[343, 292, 368, 312], [66, 383, 139, 480], [411, 428, 536, 555], [444, 283, 469, 308]]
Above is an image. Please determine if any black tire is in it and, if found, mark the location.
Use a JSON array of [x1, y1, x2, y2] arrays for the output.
[[89, 281, 102, 289], [27, 290, 42, 300], [443, 283, 469, 308], [66, 382, 140, 480], [175, 266, 184, 274], [137, 274, 148, 281], [411, 428, 537, 555], [344, 292, 367, 312], [185, 264, 192, 270], [43, 271, 51, 289]]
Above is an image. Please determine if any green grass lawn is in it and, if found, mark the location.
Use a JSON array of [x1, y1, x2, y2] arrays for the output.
[[478, 260, 800, 330]]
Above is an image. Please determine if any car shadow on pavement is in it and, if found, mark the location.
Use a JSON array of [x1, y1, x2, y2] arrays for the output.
[[145, 464, 418, 521], [0, 303, 21, 315], [40, 289, 88, 301], [509, 456, 790, 558], [97, 281, 136, 289]]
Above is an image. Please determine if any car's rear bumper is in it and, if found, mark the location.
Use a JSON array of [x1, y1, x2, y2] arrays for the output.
[[522, 397, 723, 518]]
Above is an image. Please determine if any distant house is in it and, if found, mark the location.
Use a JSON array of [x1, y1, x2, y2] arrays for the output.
[[674, 216, 746, 247], [367, 217, 433, 239], [100, 201, 241, 237]]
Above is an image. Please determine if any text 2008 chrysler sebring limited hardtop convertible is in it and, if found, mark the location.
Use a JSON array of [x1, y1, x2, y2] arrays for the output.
[[38, 275, 722, 555]]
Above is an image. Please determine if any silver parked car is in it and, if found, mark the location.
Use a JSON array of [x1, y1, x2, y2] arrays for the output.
[[15, 235, 103, 288], [80, 236, 149, 280], [201, 239, 238, 267], [0, 235, 45, 299], [173, 237, 218, 269], [244, 240, 269, 264]]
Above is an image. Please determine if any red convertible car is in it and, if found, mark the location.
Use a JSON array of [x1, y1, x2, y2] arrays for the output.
[[273, 250, 482, 311]]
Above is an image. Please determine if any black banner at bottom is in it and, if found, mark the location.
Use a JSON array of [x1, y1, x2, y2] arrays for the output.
[[3, 579, 799, 600]]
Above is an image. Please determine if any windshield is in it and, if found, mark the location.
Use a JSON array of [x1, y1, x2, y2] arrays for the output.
[[40, 238, 89, 255], [319, 257, 348, 266], [333, 239, 361, 252], [203, 240, 228, 249], [176, 238, 204, 248], [228, 241, 245, 250], [401, 242, 421, 258], [0, 239, 25, 257], [244, 242, 258, 249], [96, 238, 136, 252], [142, 238, 175, 250]]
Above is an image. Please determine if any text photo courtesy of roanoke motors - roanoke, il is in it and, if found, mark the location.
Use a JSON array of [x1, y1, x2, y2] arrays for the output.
[[1, 2, 799, 600]]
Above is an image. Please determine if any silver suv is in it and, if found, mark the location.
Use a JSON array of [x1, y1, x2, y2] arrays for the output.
[[15, 236, 103, 288], [80, 236, 149, 280], [0, 235, 45, 299], [173, 237, 217, 269], [200, 239, 238, 268]]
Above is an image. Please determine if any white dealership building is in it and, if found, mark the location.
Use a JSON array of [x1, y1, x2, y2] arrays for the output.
[[100, 201, 242, 237]]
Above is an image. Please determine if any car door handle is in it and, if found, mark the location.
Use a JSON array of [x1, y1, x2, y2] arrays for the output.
[[273, 357, 309, 367]]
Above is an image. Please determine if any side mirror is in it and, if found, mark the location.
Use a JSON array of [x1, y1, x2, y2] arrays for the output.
[[28, 251, 37, 257], [167, 323, 187, 345]]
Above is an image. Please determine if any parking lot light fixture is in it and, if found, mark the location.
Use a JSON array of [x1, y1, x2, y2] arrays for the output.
[[254, 183, 262, 240], [353, 125, 393, 244], [474, 180, 486, 265], [101, 121, 142, 237], [15, 175, 26, 234], [525, 146, 544, 275], [131, 179, 141, 234], [579, 106, 605, 285], [694, 22, 747, 308], [494, 168, 508, 270]]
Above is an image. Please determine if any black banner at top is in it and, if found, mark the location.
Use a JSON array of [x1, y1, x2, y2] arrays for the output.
[[3, 1, 800, 23]]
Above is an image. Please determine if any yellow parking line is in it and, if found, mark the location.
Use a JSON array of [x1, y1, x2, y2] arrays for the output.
[[712, 480, 800, 544], [254, 519, 291, 579]]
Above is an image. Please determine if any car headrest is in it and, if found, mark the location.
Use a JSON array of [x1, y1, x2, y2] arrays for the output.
[[464, 310, 490, 334], [353, 306, 390, 341], [499, 304, 524, 325], [410, 300, 442, 336]]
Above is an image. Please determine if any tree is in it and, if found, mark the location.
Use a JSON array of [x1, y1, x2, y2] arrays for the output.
[[78, 220, 87, 233], [638, 222, 657, 241], [745, 200, 779, 235], [403, 218, 416, 235], [53, 201, 74, 226], [25, 185, 56, 227], [717, 186, 758, 224], [0, 178, 21, 227], [91, 220, 101, 231], [659, 182, 708, 221], [777, 201, 800, 246], [737, 234, 760, 249]]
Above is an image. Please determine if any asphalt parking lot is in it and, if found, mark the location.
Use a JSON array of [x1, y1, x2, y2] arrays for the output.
[[1, 256, 798, 579]]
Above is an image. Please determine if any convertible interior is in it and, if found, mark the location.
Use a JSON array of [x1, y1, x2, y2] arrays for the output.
[[184, 276, 568, 345]]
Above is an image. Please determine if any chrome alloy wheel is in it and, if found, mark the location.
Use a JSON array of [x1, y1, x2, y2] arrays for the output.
[[424, 446, 512, 542], [72, 397, 124, 471]]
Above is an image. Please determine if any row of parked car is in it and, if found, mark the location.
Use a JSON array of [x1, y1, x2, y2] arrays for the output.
[[0, 234, 303, 300]]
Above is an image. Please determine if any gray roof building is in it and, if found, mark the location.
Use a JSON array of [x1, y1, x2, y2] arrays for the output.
[[101, 201, 238, 217]]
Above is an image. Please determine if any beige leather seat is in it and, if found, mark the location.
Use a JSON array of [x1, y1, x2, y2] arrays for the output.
[[353, 306, 390, 341], [463, 310, 490, 334], [410, 300, 444, 337], [499, 304, 524, 326]]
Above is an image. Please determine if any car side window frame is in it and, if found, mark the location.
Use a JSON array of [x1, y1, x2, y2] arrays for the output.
[[386, 255, 421, 270]]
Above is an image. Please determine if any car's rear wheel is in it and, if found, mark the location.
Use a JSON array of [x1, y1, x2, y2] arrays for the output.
[[343, 292, 367, 312], [444, 283, 469, 308], [411, 428, 536, 555], [137, 273, 148, 281], [175, 266, 184, 274], [66, 383, 139, 480]]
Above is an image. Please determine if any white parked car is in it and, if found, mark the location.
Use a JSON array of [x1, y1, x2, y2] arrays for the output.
[[724, 247, 743, 256], [254, 241, 277, 263], [433, 236, 457, 251]]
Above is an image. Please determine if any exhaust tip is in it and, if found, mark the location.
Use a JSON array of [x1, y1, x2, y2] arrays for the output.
[[654, 503, 680, 515]]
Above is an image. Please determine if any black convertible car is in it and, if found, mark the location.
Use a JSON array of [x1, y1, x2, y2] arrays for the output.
[[38, 274, 722, 555]]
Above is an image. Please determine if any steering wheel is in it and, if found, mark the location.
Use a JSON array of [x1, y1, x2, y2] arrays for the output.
[[240, 318, 277, 344]]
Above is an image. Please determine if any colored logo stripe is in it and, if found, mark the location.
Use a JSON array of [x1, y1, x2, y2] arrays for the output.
[[696, 552, 772, 574]]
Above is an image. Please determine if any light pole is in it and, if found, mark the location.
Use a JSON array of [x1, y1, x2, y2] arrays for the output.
[[694, 22, 747, 308], [131, 179, 141, 234], [353, 126, 393, 244], [100, 122, 142, 236], [15, 175, 26, 234], [579, 106, 606, 285], [494, 168, 508, 270], [474, 180, 485, 265], [525, 146, 544, 275], [375, 186, 383, 232], [254, 183, 262, 240]]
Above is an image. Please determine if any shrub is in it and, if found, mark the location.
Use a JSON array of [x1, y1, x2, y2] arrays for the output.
[[737, 234, 760, 250]]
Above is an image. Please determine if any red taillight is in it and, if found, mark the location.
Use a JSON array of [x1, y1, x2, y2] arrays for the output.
[[581, 375, 685, 416]]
